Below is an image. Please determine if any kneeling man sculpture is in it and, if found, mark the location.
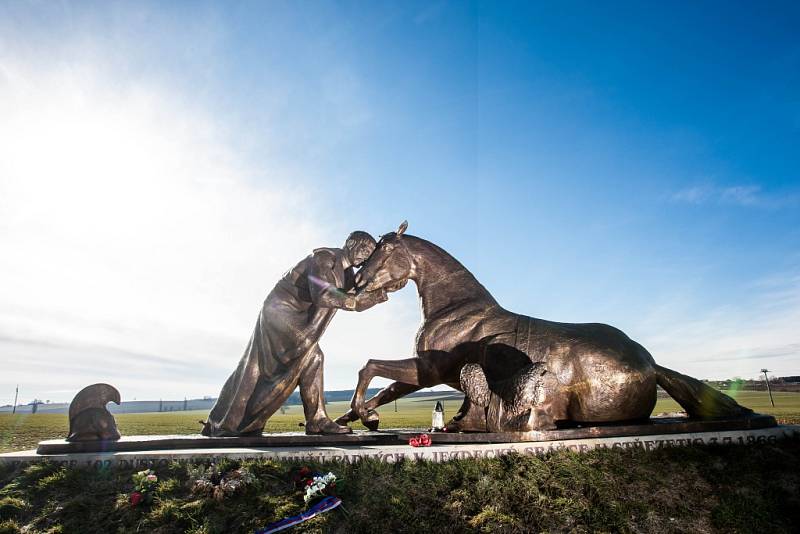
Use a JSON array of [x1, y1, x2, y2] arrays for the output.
[[336, 221, 751, 433], [202, 230, 391, 436]]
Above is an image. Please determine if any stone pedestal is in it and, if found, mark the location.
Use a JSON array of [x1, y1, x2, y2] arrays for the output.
[[30, 413, 777, 455], [0, 424, 796, 470], [0, 414, 794, 470]]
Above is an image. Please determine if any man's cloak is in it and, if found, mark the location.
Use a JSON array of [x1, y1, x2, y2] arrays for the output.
[[203, 247, 354, 436]]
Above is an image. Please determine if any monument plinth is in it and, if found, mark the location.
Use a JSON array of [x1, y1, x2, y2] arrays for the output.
[[2, 418, 795, 471], [31, 413, 778, 455]]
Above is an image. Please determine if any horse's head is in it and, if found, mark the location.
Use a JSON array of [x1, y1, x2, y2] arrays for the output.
[[356, 220, 413, 292]]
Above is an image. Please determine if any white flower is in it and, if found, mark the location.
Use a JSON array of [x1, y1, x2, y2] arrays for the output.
[[302, 471, 338, 504]]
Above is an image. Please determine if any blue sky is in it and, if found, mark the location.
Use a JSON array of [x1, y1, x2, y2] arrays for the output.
[[1, 1, 798, 403]]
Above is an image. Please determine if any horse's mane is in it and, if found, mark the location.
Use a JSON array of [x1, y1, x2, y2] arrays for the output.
[[404, 234, 467, 268], [403, 234, 498, 306]]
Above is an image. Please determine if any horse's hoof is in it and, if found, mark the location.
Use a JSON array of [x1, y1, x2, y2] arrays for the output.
[[334, 411, 355, 425], [443, 419, 460, 432], [352, 404, 367, 421], [361, 409, 380, 431]]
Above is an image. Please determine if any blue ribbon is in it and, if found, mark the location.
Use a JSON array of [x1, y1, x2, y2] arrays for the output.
[[256, 496, 342, 533]]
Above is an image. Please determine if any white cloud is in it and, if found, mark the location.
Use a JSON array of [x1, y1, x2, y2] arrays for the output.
[[718, 185, 761, 206], [0, 58, 303, 399], [671, 184, 714, 204], [629, 269, 800, 380], [670, 182, 797, 208], [0, 55, 418, 405]]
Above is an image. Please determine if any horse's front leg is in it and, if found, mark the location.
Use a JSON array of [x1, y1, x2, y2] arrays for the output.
[[349, 351, 465, 429], [335, 381, 422, 426], [351, 358, 424, 423]]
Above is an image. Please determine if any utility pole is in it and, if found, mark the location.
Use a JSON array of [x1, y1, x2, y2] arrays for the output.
[[12, 385, 18, 414], [761, 369, 775, 407]]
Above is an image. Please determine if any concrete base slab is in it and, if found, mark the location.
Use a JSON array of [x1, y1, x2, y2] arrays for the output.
[[33, 413, 778, 455], [2, 425, 797, 470]]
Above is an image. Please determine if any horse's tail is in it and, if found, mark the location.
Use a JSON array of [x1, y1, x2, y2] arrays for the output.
[[654, 365, 752, 418]]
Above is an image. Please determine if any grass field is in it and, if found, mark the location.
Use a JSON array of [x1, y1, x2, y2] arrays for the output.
[[0, 438, 798, 533], [1, 390, 798, 454], [1, 391, 799, 533]]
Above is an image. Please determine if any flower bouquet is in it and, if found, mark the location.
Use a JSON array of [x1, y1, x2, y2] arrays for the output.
[[292, 467, 341, 504], [257, 468, 343, 533], [302, 472, 338, 505], [189, 463, 255, 501], [408, 433, 432, 447], [129, 469, 158, 506]]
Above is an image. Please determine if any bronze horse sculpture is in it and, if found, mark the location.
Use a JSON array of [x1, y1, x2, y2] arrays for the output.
[[336, 222, 750, 432]]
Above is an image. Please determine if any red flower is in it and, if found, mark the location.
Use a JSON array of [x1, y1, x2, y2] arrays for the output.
[[409, 433, 433, 447], [129, 491, 143, 506], [306, 479, 313, 486]]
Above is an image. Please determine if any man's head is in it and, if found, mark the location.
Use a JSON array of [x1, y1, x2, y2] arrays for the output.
[[344, 230, 377, 267]]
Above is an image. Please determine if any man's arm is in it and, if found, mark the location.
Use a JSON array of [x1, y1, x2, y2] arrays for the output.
[[352, 286, 388, 312], [308, 251, 386, 311]]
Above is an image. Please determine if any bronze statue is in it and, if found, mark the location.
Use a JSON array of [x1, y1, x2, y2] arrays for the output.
[[337, 222, 751, 432], [202, 231, 390, 437], [459, 362, 560, 432], [66, 383, 121, 442]]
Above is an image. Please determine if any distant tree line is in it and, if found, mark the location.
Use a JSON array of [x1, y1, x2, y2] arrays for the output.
[[703, 376, 800, 392]]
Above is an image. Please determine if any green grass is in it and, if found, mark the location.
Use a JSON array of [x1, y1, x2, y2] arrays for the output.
[[651, 390, 800, 422], [0, 441, 798, 533], [2, 391, 799, 454], [1, 391, 799, 533], [0, 395, 467, 454]]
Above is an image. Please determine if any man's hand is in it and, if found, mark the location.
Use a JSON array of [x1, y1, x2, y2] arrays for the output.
[[354, 288, 388, 312]]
